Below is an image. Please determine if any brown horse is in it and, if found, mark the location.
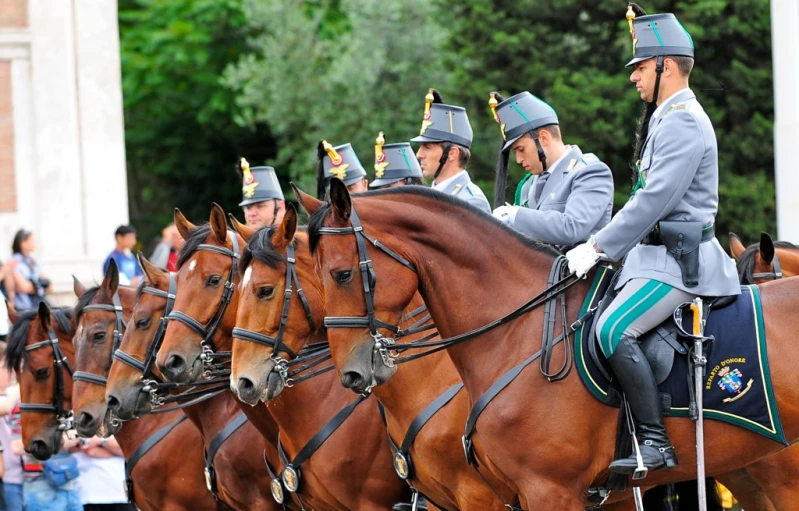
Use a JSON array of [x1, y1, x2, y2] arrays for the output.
[[159, 204, 409, 511], [104, 254, 278, 511], [230, 206, 514, 510], [6, 302, 75, 460], [71, 262, 217, 511], [301, 182, 799, 511], [730, 232, 799, 284]]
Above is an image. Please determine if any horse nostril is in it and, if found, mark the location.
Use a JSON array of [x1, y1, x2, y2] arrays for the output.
[[341, 371, 363, 389], [30, 439, 52, 460], [236, 377, 259, 402], [237, 377, 255, 393], [165, 355, 187, 375], [77, 412, 94, 429], [106, 395, 121, 413]]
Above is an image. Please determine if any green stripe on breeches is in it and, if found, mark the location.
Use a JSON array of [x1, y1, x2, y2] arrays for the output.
[[596, 278, 695, 357]]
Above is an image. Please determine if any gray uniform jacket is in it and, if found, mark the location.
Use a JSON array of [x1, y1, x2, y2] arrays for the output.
[[511, 146, 613, 246], [437, 171, 491, 213], [594, 89, 739, 297]]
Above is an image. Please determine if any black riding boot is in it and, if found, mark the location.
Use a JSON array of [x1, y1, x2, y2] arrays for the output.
[[608, 335, 678, 475]]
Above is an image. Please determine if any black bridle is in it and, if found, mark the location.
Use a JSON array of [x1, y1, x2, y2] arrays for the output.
[[231, 243, 321, 387], [73, 290, 127, 388], [315, 204, 581, 370], [750, 253, 783, 282], [113, 273, 177, 406], [20, 324, 74, 431], [167, 232, 240, 375]]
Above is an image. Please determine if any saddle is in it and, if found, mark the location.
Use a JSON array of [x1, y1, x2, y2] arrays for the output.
[[587, 270, 736, 397]]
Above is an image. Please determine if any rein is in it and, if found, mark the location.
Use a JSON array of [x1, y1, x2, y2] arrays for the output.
[[20, 324, 74, 431]]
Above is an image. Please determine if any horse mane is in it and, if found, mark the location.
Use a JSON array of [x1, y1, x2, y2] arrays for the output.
[[176, 223, 212, 269], [74, 286, 102, 320], [238, 226, 304, 274], [7, 307, 74, 371], [307, 186, 560, 258], [736, 239, 798, 284]]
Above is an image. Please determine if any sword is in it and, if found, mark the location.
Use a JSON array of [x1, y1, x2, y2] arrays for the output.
[[690, 297, 708, 511]]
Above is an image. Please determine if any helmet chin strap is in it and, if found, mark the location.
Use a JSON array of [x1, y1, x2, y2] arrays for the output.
[[433, 143, 452, 181], [651, 56, 665, 108], [531, 131, 548, 172]]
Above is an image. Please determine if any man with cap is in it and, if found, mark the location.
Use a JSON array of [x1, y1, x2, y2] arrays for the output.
[[490, 92, 614, 248], [370, 132, 424, 189], [316, 141, 369, 198], [410, 89, 490, 212], [565, 5, 739, 475], [238, 158, 286, 229]]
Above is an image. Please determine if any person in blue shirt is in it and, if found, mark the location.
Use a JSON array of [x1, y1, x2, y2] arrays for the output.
[[102, 226, 142, 286]]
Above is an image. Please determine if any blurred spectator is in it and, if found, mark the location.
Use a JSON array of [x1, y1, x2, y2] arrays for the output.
[[74, 437, 132, 511], [9, 230, 50, 311], [102, 226, 142, 286], [0, 345, 21, 511], [149, 224, 184, 272]]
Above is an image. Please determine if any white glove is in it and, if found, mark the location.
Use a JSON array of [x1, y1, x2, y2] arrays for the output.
[[493, 205, 519, 225], [566, 236, 604, 278]]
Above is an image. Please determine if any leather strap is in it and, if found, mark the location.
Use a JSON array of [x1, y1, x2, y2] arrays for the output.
[[205, 412, 248, 471], [398, 383, 463, 456], [126, 414, 187, 480]]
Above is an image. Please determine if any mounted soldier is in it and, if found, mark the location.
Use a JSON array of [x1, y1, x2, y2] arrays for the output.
[[316, 140, 369, 198], [410, 89, 490, 212], [490, 91, 614, 248], [369, 132, 424, 190], [565, 7, 740, 475], [238, 158, 286, 229]]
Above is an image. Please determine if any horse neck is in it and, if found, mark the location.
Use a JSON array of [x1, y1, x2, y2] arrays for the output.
[[375, 292, 462, 425], [113, 412, 182, 460], [356, 194, 560, 394], [266, 369, 345, 453], [182, 391, 240, 445]]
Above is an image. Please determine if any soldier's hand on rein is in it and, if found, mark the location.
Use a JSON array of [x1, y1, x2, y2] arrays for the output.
[[493, 204, 519, 225], [566, 236, 603, 278]]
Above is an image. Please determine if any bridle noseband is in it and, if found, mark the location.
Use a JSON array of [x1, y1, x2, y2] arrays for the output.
[[73, 290, 127, 388], [166, 232, 240, 375], [231, 243, 317, 387], [20, 324, 74, 431]]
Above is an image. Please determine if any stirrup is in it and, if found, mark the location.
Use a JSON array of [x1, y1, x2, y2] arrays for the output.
[[631, 435, 647, 480]]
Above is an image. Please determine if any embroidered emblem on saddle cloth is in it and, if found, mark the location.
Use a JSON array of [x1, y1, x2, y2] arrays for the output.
[[575, 268, 787, 444]]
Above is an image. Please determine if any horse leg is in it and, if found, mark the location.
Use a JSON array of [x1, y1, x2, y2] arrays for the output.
[[745, 452, 799, 511], [716, 469, 776, 511]]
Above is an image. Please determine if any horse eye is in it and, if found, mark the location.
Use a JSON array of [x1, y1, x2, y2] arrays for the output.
[[333, 270, 353, 285], [206, 275, 222, 287], [35, 368, 50, 380], [92, 331, 106, 342], [257, 287, 275, 299], [136, 318, 152, 330]]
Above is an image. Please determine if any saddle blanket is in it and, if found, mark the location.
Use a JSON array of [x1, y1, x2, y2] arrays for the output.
[[575, 267, 787, 444]]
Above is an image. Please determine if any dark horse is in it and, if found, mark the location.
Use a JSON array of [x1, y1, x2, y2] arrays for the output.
[[302, 182, 799, 510]]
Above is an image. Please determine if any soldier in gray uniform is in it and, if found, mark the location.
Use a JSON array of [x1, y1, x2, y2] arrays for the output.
[[409, 89, 490, 212], [238, 158, 286, 229], [369, 132, 424, 189], [316, 140, 369, 198], [490, 92, 614, 247], [566, 7, 740, 475]]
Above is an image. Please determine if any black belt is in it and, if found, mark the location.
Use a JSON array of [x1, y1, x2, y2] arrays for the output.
[[643, 223, 714, 246]]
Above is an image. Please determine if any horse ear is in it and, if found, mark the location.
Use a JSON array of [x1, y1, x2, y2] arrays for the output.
[[760, 232, 775, 264], [729, 232, 746, 260], [102, 259, 120, 295], [292, 183, 324, 215], [174, 208, 196, 241], [228, 214, 256, 243], [209, 203, 228, 244], [329, 179, 351, 223], [37, 301, 52, 331], [72, 275, 86, 298], [271, 204, 298, 252], [138, 254, 166, 287]]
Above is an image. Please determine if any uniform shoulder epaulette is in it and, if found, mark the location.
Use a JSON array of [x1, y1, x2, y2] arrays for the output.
[[580, 153, 600, 165], [666, 102, 687, 114]]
